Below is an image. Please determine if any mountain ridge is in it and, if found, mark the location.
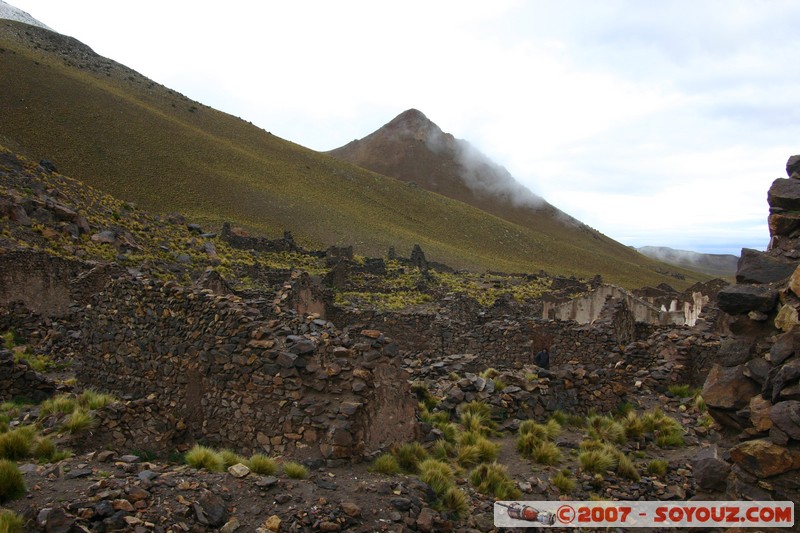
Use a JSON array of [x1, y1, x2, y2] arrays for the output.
[[0, 18, 708, 288]]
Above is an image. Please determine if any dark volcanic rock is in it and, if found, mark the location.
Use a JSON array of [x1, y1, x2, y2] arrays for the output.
[[717, 338, 753, 367], [736, 249, 797, 284], [703, 364, 759, 411], [716, 284, 778, 315], [770, 400, 800, 440], [787, 155, 800, 178], [768, 178, 800, 210], [692, 446, 730, 491]]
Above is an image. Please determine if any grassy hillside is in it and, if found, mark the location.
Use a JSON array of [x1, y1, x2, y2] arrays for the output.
[[0, 20, 707, 288]]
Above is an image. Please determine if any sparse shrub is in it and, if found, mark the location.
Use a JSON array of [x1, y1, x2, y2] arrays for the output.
[[552, 470, 575, 493], [578, 439, 605, 451], [185, 445, 224, 472], [531, 441, 562, 465], [647, 459, 668, 476], [411, 381, 438, 410], [616, 401, 635, 417], [372, 453, 400, 475], [616, 453, 640, 481], [667, 384, 695, 398], [441, 486, 470, 518], [1, 332, 16, 350], [49, 449, 73, 463], [0, 509, 25, 533], [457, 431, 481, 447], [0, 460, 25, 502], [32, 437, 56, 462], [469, 463, 520, 500], [39, 395, 77, 417], [435, 422, 458, 443], [393, 442, 428, 473], [459, 401, 492, 419], [431, 439, 454, 461], [694, 395, 707, 412], [419, 459, 454, 496], [656, 431, 685, 448], [248, 454, 277, 475], [420, 406, 449, 426], [480, 368, 500, 379], [0, 416, 7, 434], [78, 389, 116, 410], [578, 449, 617, 474], [699, 413, 714, 427], [544, 419, 562, 439], [456, 444, 481, 468], [623, 411, 645, 440], [0, 427, 33, 460], [474, 436, 500, 463], [549, 410, 567, 425], [517, 433, 541, 458], [219, 449, 247, 469], [586, 414, 626, 444], [518, 420, 549, 441], [459, 411, 493, 435], [61, 409, 94, 434], [283, 461, 308, 479], [492, 378, 507, 391]]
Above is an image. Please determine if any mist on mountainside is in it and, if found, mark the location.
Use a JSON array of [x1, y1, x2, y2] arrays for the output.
[[638, 246, 738, 278]]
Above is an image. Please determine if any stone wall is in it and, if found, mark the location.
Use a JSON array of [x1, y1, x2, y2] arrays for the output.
[[74, 275, 416, 463], [0, 250, 76, 316], [0, 349, 56, 402]]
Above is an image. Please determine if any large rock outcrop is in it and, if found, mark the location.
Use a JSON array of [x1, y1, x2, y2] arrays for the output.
[[701, 154, 800, 502]]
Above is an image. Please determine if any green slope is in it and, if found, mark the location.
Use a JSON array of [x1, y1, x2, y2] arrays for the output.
[[0, 20, 707, 288]]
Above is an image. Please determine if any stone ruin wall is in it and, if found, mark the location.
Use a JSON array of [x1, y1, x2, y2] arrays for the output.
[[332, 306, 720, 416], [72, 275, 416, 463]]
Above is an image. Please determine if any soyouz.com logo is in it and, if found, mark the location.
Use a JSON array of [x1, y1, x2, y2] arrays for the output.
[[494, 501, 795, 528]]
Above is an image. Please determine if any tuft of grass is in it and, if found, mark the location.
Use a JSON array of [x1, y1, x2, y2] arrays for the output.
[[667, 384, 696, 398], [531, 441, 562, 465], [32, 437, 56, 462], [419, 459, 455, 496], [647, 459, 668, 476], [39, 395, 78, 417], [456, 444, 481, 468], [393, 442, 428, 474], [441, 486, 470, 518], [247, 454, 277, 475], [431, 439, 455, 461], [61, 409, 94, 434], [435, 422, 458, 443], [78, 389, 117, 410], [655, 431, 685, 448], [411, 381, 438, 411], [616, 453, 640, 481], [474, 436, 501, 463], [549, 410, 567, 425], [372, 453, 400, 475], [0, 509, 25, 533], [694, 395, 707, 412], [623, 411, 645, 440], [456, 431, 481, 447], [552, 470, 575, 494], [518, 420, 549, 440], [459, 401, 492, 419], [283, 462, 308, 479], [49, 449, 73, 462], [492, 378, 507, 391], [185, 445, 224, 472], [459, 411, 493, 436], [586, 414, 626, 444], [0, 427, 33, 460], [578, 448, 618, 474], [219, 449, 247, 469], [469, 463, 521, 500], [0, 460, 25, 503]]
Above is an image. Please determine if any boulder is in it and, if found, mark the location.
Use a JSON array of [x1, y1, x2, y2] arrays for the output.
[[775, 304, 800, 332], [787, 154, 800, 178], [764, 359, 800, 403], [729, 439, 798, 477], [769, 330, 798, 365], [770, 400, 800, 440], [716, 285, 777, 315], [716, 338, 753, 367], [769, 212, 800, 237], [691, 446, 730, 491], [736, 249, 797, 284], [768, 178, 800, 210], [749, 395, 773, 432], [703, 364, 759, 411]]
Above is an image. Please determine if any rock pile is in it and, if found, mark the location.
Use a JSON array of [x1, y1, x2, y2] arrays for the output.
[[0, 348, 56, 402], [702, 155, 800, 502]]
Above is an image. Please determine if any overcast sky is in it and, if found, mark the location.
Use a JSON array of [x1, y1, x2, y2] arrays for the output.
[[7, 0, 800, 255]]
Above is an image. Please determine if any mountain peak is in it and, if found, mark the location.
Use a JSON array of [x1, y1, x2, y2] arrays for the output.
[[382, 108, 444, 142], [0, 1, 51, 30]]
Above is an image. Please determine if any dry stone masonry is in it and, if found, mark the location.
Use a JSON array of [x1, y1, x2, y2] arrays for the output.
[[74, 273, 416, 463], [702, 154, 800, 503]]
